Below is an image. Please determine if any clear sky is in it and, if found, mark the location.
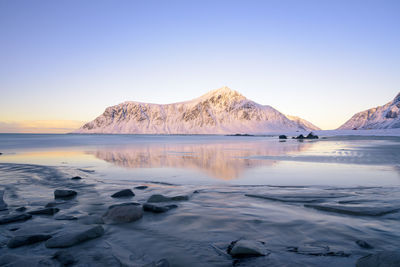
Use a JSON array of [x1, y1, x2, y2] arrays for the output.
[[1, 0, 399, 132]]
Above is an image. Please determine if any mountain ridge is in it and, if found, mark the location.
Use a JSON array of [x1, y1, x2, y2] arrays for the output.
[[338, 92, 400, 130], [74, 87, 320, 134]]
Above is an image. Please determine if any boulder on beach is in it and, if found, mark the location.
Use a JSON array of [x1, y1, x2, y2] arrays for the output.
[[45, 225, 104, 248], [306, 132, 319, 139], [103, 203, 143, 224], [111, 189, 135, 198], [356, 251, 400, 267], [28, 207, 59, 215], [147, 194, 189, 203], [7, 234, 52, 248], [0, 213, 32, 225], [227, 240, 267, 258], [54, 214, 77, 221], [143, 203, 178, 213], [0, 190, 7, 211], [71, 176, 82, 180], [279, 135, 287, 139], [54, 189, 77, 199], [15, 207, 26, 212]]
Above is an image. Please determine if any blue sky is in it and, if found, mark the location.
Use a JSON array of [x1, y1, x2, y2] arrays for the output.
[[0, 0, 399, 131]]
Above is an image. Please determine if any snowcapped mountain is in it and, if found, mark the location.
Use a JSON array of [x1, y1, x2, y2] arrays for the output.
[[286, 115, 321, 131], [74, 87, 319, 134], [339, 92, 400, 130]]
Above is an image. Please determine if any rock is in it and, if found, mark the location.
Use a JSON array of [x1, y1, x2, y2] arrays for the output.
[[28, 207, 59, 215], [45, 225, 104, 248], [54, 189, 77, 199], [143, 203, 178, 213], [111, 189, 135, 198], [356, 240, 373, 249], [135, 185, 148, 190], [306, 132, 319, 139], [53, 250, 76, 266], [294, 134, 305, 139], [54, 214, 77, 220], [15, 206, 26, 212], [227, 240, 267, 257], [0, 190, 7, 211], [279, 135, 287, 139], [78, 215, 104, 225], [0, 213, 32, 225], [71, 176, 82, 180], [356, 251, 400, 267], [7, 234, 52, 248], [143, 259, 170, 267], [147, 194, 189, 203], [103, 203, 143, 224]]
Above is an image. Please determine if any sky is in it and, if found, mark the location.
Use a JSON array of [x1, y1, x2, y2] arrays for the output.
[[0, 0, 399, 132]]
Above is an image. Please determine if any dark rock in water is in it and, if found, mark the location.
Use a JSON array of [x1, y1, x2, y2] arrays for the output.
[[103, 202, 143, 224], [71, 176, 82, 180], [111, 189, 135, 198], [356, 251, 400, 267], [54, 189, 77, 199], [78, 215, 104, 225], [7, 234, 52, 248], [279, 135, 287, 139], [147, 194, 189, 203], [53, 250, 76, 266], [0, 213, 32, 225], [15, 206, 26, 212], [8, 227, 19, 231], [45, 201, 66, 208], [143, 203, 178, 213], [227, 240, 267, 258], [28, 207, 59, 215], [0, 190, 7, 211], [293, 134, 305, 139], [45, 225, 104, 248], [306, 132, 319, 139], [54, 214, 77, 220], [304, 203, 400, 216], [135, 185, 148, 190], [356, 240, 373, 249], [143, 259, 170, 267]]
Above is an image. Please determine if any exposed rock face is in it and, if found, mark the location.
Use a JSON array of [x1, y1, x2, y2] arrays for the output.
[[0, 213, 32, 225], [227, 240, 267, 257], [339, 92, 400, 129], [74, 87, 320, 134], [7, 234, 52, 248]]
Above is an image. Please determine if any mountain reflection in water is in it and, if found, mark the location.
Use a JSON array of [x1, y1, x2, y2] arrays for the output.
[[88, 140, 312, 180]]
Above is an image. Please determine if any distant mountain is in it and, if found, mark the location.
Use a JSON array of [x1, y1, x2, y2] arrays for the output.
[[286, 115, 321, 131], [74, 87, 320, 134], [338, 92, 400, 130]]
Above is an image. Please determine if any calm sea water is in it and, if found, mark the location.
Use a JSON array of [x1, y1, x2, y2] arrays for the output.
[[0, 134, 399, 266]]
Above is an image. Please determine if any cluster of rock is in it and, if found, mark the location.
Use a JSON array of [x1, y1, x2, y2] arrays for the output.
[[278, 132, 319, 140]]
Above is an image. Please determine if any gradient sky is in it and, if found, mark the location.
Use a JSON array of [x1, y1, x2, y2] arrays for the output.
[[1, 0, 399, 132]]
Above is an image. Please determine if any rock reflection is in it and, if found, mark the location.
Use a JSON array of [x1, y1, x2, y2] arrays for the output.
[[89, 140, 312, 180]]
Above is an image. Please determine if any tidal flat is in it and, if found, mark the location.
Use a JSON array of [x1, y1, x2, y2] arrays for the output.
[[0, 134, 399, 266]]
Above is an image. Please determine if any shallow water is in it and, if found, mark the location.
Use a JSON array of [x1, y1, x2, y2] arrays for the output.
[[0, 134, 399, 266]]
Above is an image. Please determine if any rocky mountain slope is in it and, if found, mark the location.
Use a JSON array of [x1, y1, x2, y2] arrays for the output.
[[75, 87, 320, 134], [338, 92, 400, 130]]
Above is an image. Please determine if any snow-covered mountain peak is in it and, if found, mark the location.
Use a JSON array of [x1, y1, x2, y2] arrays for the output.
[[338, 92, 400, 130], [75, 87, 320, 134]]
